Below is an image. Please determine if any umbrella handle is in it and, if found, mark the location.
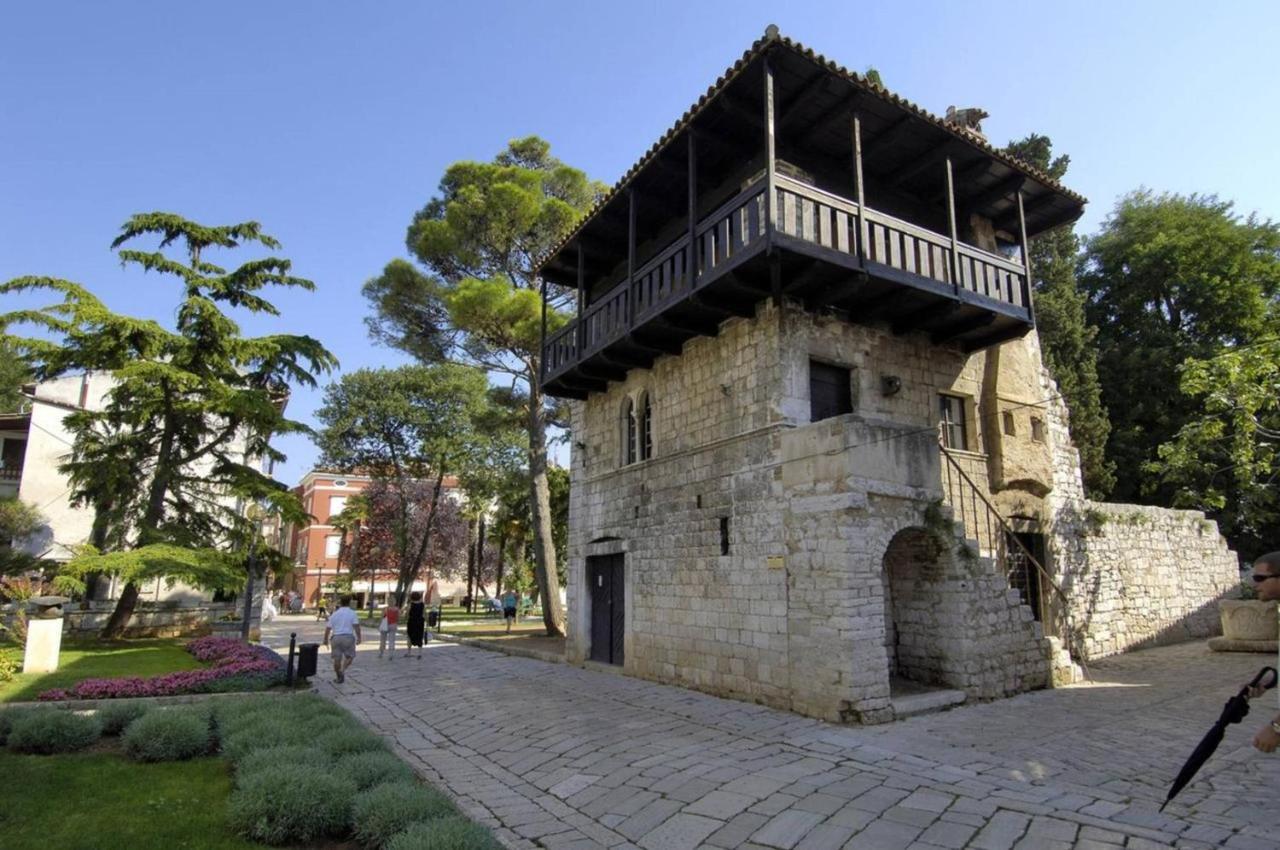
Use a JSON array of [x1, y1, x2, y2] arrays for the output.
[[1250, 666, 1278, 691]]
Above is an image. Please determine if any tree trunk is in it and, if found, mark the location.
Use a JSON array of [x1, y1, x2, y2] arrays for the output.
[[495, 529, 507, 597], [475, 513, 487, 600], [101, 399, 176, 639], [464, 517, 477, 612], [527, 385, 565, 637]]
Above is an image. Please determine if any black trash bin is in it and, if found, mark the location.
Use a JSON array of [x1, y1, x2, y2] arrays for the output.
[[297, 643, 319, 679]]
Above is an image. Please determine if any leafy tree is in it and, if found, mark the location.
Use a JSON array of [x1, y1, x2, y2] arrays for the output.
[[335, 480, 469, 603], [1002, 134, 1114, 495], [1148, 337, 1280, 558], [2, 213, 335, 637], [0, 497, 48, 575], [363, 136, 603, 636], [1080, 191, 1280, 509], [0, 326, 32, 412], [315, 364, 491, 603]]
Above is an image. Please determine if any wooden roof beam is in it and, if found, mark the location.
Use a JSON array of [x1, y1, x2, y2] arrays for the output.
[[888, 141, 956, 188], [776, 71, 830, 129], [960, 175, 1026, 213], [862, 114, 916, 158], [994, 192, 1056, 230]]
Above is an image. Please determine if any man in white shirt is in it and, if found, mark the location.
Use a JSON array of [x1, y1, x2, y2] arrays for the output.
[[323, 595, 362, 684]]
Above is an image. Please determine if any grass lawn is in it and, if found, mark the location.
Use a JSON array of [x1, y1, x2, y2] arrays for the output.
[[441, 621, 545, 636], [0, 639, 200, 703], [0, 750, 268, 850]]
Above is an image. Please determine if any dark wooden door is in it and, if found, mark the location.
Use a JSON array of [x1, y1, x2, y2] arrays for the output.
[[587, 554, 624, 665]]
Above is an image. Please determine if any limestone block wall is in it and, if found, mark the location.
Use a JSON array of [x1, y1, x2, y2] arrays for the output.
[[567, 300, 1055, 723], [1039, 356, 1239, 660]]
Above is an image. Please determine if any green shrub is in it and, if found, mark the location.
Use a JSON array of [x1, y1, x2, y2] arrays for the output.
[[316, 726, 388, 758], [123, 707, 212, 762], [228, 764, 355, 845], [351, 781, 456, 847], [0, 647, 20, 683], [220, 715, 348, 763], [6, 709, 101, 754], [0, 706, 36, 746], [384, 816, 503, 850], [236, 744, 329, 782], [336, 749, 417, 791], [97, 700, 151, 736]]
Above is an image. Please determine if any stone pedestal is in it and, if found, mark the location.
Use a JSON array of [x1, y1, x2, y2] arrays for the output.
[[1207, 636, 1278, 653], [23, 617, 63, 674], [1219, 599, 1278, 641]]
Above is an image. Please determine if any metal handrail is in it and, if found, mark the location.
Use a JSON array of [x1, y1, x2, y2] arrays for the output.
[[940, 446, 1089, 679]]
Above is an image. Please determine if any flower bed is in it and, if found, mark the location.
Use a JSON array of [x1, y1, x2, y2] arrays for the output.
[[37, 637, 285, 701]]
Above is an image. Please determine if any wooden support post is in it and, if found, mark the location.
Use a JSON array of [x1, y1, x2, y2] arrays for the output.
[[945, 157, 960, 296], [687, 131, 698, 287], [539, 276, 548, 383], [851, 111, 866, 265], [576, 244, 586, 353], [764, 56, 777, 252], [628, 189, 637, 325], [1017, 189, 1035, 322]]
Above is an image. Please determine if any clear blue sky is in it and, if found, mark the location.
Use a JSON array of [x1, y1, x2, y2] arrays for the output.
[[4, 1, 1278, 485]]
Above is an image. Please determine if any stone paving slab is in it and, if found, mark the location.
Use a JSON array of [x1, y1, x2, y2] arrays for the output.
[[260, 620, 1280, 849]]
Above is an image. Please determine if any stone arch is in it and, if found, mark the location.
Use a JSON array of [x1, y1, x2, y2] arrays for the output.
[[881, 526, 953, 688], [620, 396, 636, 465]]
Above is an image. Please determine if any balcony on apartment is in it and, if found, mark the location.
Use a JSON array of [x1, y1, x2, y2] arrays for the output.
[[536, 28, 1086, 400]]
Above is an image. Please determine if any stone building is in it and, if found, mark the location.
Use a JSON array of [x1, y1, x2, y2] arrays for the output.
[[536, 28, 1239, 723]]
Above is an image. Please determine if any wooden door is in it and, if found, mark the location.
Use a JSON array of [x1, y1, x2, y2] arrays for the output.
[[588, 554, 624, 665]]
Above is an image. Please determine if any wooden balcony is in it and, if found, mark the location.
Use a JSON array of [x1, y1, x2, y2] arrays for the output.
[[542, 173, 1032, 399]]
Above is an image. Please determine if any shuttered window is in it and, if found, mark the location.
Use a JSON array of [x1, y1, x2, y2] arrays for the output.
[[939, 394, 969, 450], [809, 360, 852, 422]]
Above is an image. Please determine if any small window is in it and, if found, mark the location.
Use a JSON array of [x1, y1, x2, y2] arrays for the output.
[[639, 393, 653, 461], [939, 394, 969, 451], [622, 399, 637, 465], [329, 495, 347, 517], [333, 478, 348, 487], [1002, 411, 1016, 436], [810, 360, 852, 422], [324, 535, 342, 558], [1030, 417, 1045, 443], [719, 517, 731, 555]]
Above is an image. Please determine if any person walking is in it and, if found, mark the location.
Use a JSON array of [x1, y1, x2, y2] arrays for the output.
[[404, 591, 426, 658], [502, 587, 519, 634], [315, 597, 328, 621], [379, 599, 401, 658], [322, 595, 362, 684]]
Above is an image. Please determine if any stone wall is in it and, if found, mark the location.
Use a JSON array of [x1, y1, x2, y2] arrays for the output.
[[567, 300, 1054, 723], [1039, 355, 1239, 660]]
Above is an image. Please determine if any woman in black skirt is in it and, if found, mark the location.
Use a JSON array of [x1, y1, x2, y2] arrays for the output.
[[404, 591, 426, 658]]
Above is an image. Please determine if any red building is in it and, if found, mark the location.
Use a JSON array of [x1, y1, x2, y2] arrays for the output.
[[277, 470, 460, 608]]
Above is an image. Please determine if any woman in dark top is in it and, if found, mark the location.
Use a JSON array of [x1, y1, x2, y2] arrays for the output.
[[404, 591, 426, 658]]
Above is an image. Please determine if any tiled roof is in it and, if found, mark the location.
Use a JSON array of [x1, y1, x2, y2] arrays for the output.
[[537, 25, 1086, 273]]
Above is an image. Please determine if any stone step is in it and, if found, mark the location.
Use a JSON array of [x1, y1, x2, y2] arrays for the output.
[[890, 687, 967, 720]]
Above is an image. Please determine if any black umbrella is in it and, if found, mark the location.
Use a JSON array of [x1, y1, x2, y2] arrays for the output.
[[1160, 665, 1277, 811]]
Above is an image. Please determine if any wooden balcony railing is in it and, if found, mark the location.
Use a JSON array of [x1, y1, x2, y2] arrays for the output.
[[543, 175, 1030, 385]]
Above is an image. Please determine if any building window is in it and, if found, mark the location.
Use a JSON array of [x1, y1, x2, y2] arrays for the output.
[[329, 495, 347, 517], [939, 394, 969, 451], [622, 399, 637, 465], [810, 360, 852, 422], [719, 517, 731, 555], [1002, 411, 1016, 436], [639, 392, 653, 461], [1030, 417, 1045, 443], [324, 535, 342, 559]]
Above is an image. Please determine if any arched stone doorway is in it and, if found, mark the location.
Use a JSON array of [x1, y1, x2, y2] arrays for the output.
[[881, 526, 951, 689]]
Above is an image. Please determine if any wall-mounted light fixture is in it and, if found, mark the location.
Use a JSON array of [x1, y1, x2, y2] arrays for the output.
[[880, 375, 902, 396]]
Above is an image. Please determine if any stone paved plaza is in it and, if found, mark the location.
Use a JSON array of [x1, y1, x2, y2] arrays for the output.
[[262, 619, 1279, 849]]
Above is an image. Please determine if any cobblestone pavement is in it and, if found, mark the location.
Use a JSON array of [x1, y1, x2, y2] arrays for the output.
[[260, 618, 1279, 849]]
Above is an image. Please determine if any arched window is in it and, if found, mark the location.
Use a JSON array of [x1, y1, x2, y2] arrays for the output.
[[622, 398, 637, 465], [639, 392, 653, 461]]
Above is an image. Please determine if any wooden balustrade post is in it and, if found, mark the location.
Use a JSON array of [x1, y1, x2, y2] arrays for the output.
[[764, 56, 776, 252], [687, 131, 698, 287], [945, 157, 960, 296], [1017, 189, 1036, 322], [628, 188, 636, 325], [576, 243, 586, 354], [851, 111, 866, 265], [539, 276, 548, 383]]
